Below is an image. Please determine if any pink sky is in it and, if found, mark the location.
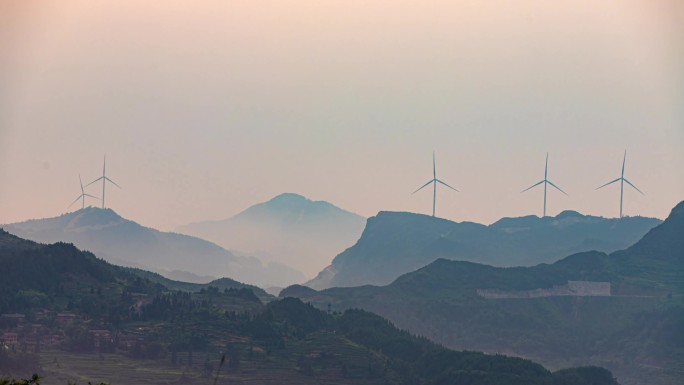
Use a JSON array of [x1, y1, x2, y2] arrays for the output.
[[1, 0, 683, 231]]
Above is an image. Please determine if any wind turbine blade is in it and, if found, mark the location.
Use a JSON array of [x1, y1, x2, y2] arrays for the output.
[[84, 194, 101, 200], [545, 153, 548, 179], [622, 150, 626, 177], [436, 179, 459, 192], [85, 176, 104, 187], [68, 195, 82, 209], [412, 180, 434, 194], [547, 180, 568, 195], [521, 180, 544, 193], [623, 178, 644, 195], [596, 178, 621, 190], [105, 177, 122, 188], [433, 152, 436, 180]]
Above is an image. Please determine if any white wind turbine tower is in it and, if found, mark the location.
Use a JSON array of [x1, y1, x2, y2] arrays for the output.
[[596, 150, 644, 218], [86, 155, 121, 209], [412, 152, 458, 217], [68, 174, 100, 209], [521, 153, 567, 217]]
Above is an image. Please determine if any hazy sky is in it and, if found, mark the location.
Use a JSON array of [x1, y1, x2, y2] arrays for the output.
[[1, 0, 683, 231]]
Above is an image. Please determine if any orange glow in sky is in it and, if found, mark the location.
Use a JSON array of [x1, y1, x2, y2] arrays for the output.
[[1, 0, 682, 230]]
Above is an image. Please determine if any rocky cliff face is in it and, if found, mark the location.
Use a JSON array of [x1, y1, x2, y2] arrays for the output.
[[308, 210, 661, 289]]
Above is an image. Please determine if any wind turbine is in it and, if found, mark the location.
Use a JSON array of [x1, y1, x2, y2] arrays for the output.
[[596, 150, 643, 218], [86, 155, 121, 209], [521, 153, 567, 217], [68, 174, 100, 209], [412, 152, 458, 217]]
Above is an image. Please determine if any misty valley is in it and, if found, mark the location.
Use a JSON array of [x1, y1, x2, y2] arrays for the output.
[[3, 3, 683, 384], [1, 195, 682, 385]]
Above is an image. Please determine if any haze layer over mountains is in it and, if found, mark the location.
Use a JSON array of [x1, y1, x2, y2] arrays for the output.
[[177, 193, 366, 278], [2, 193, 661, 293], [285, 200, 684, 385], [0, 227, 623, 385], [1, 193, 679, 384], [2, 207, 305, 288]]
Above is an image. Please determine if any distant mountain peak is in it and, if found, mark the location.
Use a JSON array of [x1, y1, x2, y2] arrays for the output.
[[555, 210, 584, 219], [177, 193, 366, 278], [229, 192, 364, 222], [57, 207, 129, 232], [269, 192, 310, 202], [236, 192, 359, 218], [75, 206, 125, 219]]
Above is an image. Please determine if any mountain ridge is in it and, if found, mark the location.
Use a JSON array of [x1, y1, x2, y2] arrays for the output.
[[284, 200, 684, 385], [0, 229, 620, 385], [2, 207, 305, 288], [307, 209, 661, 289]]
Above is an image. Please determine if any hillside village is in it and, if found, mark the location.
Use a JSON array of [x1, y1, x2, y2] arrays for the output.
[[1, 309, 146, 355]]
